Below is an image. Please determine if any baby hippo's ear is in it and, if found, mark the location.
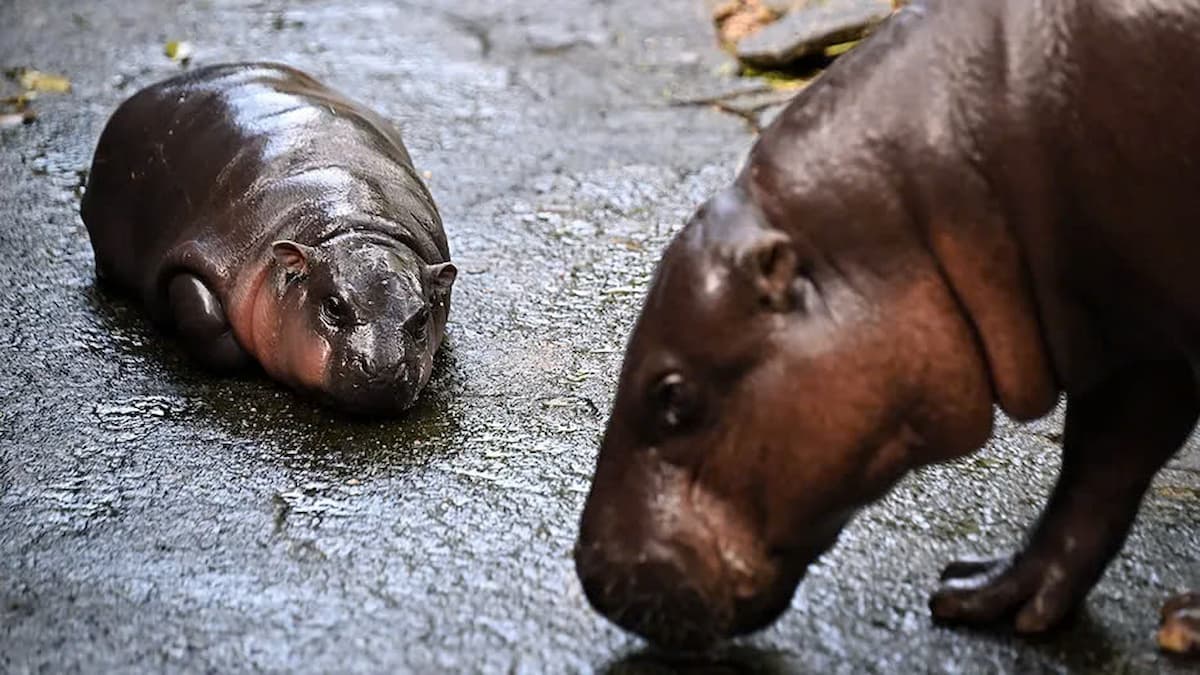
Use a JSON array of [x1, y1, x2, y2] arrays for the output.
[[271, 240, 317, 277], [426, 262, 457, 296]]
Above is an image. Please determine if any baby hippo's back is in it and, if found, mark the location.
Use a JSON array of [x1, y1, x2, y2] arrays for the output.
[[81, 62, 444, 303]]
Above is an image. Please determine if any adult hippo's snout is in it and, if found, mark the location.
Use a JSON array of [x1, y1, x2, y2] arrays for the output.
[[574, 436, 824, 650], [574, 543, 733, 651]]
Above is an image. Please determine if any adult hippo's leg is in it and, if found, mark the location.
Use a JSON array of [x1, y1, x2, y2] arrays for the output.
[[167, 274, 251, 371], [930, 361, 1198, 634]]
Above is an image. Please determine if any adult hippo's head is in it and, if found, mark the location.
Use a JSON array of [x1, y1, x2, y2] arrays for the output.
[[573, 186, 999, 649], [262, 233, 456, 415]]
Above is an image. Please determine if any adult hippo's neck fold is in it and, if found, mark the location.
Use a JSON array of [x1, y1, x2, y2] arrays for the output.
[[739, 0, 1060, 422]]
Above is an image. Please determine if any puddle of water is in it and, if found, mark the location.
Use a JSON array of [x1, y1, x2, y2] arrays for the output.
[[93, 395, 189, 431]]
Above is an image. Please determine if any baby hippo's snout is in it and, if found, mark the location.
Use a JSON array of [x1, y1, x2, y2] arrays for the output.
[[352, 352, 405, 382], [328, 339, 431, 415]]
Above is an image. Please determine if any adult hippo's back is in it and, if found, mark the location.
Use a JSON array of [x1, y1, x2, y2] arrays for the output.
[[81, 62, 456, 415]]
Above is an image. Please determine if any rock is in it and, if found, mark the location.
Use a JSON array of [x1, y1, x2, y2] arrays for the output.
[[736, 0, 894, 68], [525, 23, 610, 53], [711, 0, 781, 47]]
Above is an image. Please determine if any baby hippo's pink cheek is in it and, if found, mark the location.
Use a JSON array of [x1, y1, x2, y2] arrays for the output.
[[292, 335, 332, 392]]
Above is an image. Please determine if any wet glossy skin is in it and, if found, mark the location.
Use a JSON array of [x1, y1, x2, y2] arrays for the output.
[[577, 0, 1200, 652], [303, 237, 453, 414], [81, 62, 455, 414]]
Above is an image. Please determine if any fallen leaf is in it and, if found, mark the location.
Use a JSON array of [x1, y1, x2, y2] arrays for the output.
[[823, 39, 861, 58], [16, 69, 71, 94], [1, 93, 36, 110], [713, 0, 781, 47], [164, 40, 194, 62]]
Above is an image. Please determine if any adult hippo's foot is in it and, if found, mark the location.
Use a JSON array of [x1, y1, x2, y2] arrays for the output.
[[168, 274, 252, 372], [930, 362, 1199, 633], [1159, 592, 1200, 656]]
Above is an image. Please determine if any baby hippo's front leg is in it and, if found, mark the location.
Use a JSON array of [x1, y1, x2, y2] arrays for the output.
[[168, 273, 251, 372]]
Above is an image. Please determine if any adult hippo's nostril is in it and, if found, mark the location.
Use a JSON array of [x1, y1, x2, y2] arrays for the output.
[[574, 541, 730, 651]]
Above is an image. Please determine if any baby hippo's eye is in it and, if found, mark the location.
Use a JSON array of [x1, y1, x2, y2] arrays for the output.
[[651, 372, 698, 432], [320, 296, 348, 327]]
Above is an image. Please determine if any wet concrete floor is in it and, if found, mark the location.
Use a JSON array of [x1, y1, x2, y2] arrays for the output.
[[0, 0, 1197, 672]]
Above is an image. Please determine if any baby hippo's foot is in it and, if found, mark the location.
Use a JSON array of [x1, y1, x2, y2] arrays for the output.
[[1159, 592, 1200, 656], [168, 274, 251, 371]]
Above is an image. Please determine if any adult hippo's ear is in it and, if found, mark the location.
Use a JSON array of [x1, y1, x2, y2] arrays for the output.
[[425, 262, 457, 297], [737, 229, 799, 312], [271, 240, 317, 278]]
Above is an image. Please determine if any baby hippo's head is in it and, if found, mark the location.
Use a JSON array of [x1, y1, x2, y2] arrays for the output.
[[269, 235, 456, 415]]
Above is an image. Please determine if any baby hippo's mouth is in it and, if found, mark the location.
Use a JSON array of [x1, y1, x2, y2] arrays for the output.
[[320, 356, 428, 416]]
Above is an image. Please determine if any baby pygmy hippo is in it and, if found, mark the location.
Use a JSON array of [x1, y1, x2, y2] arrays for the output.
[[82, 63, 456, 415]]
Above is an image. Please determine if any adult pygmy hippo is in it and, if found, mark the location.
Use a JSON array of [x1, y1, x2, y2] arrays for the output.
[[81, 63, 456, 415], [576, 0, 1200, 653]]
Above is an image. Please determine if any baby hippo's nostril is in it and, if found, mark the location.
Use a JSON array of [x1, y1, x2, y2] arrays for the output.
[[350, 352, 409, 384], [350, 354, 376, 378]]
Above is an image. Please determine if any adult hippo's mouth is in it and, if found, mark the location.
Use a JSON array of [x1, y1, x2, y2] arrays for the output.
[[573, 441, 850, 651]]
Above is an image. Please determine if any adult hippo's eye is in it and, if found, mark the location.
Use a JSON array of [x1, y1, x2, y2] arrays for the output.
[[651, 372, 699, 432], [320, 296, 348, 327]]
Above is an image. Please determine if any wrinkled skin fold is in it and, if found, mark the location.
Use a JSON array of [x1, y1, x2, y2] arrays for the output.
[[575, 0, 1200, 653]]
